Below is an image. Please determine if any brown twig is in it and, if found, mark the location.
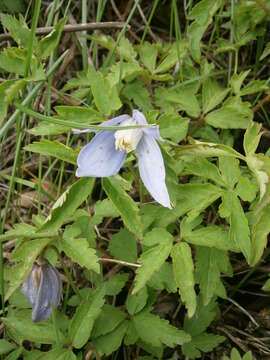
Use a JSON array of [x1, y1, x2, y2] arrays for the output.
[[253, 93, 270, 113], [0, 22, 129, 42]]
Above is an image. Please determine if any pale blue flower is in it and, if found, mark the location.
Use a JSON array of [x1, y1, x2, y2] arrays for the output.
[[22, 262, 62, 322], [76, 110, 171, 208]]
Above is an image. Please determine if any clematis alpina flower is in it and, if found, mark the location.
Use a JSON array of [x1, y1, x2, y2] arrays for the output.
[[76, 110, 171, 208], [22, 261, 62, 322]]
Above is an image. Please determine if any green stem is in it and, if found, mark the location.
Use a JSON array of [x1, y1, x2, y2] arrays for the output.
[[82, 0, 88, 71], [140, 0, 160, 46]]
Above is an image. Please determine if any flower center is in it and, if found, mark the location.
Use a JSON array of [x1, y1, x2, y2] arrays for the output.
[[114, 119, 143, 153]]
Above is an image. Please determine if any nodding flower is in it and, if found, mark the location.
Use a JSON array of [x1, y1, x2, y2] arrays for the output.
[[22, 261, 62, 322], [75, 110, 172, 208]]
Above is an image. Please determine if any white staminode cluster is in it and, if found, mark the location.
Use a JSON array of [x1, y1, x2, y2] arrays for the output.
[[114, 118, 143, 153]]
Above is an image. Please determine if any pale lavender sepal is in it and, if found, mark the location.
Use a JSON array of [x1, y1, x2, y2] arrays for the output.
[[76, 130, 126, 177], [143, 127, 164, 141], [133, 109, 147, 124], [72, 114, 130, 134], [137, 134, 171, 208]]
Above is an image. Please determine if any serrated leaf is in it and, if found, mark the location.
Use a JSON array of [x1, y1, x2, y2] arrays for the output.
[[139, 42, 158, 73], [240, 80, 268, 96], [40, 19, 65, 59], [219, 157, 240, 189], [94, 199, 119, 218], [250, 202, 270, 265], [172, 242, 196, 317], [126, 287, 148, 315], [60, 236, 99, 273], [0, 339, 16, 355], [235, 176, 258, 202], [133, 311, 191, 347], [183, 224, 238, 252], [183, 295, 219, 336], [109, 228, 137, 263], [0, 13, 31, 47], [102, 177, 142, 237], [148, 262, 177, 293], [93, 320, 129, 356], [24, 140, 77, 165], [122, 80, 153, 111], [196, 247, 229, 304], [230, 70, 250, 95], [184, 157, 224, 186], [92, 304, 126, 338], [41, 178, 95, 233], [202, 78, 229, 114], [244, 121, 262, 155], [219, 191, 251, 261], [132, 231, 173, 294], [158, 113, 189, 143], [0, 47, 26, 75], [105, 273, 129, 296], [37, 349, 76, 360], [182, 333, 225, 359], [69, 286, 105, 348], [205, 97, 253, 129], [2, 314, 65, 344]]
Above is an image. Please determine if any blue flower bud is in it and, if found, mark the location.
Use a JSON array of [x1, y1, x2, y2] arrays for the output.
[[22, 261, 62, 322]]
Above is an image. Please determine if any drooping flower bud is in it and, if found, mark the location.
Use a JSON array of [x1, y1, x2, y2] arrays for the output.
[[22, 261, 62, 322]]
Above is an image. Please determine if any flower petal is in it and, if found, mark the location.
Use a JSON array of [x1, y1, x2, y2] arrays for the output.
[[132, 109, 147, 124], [22, 264, 40, 308], [72, 114, 130, 134], [143, 126, 164, 141], [76, 130, 126, 177], [137, 134, 171, 208]]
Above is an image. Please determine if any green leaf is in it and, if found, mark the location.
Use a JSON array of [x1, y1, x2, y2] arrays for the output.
[[182, 333, 225, 359], [154, 41, 187, 74], [0, 13, 31, 48], [88, 66, 121, 115], [132, 230, 173, 294], [95, 199, 119, 218], [93, 320, 129, 356], [35, 349, 76, 360], [240, 80, 268, 96], [69, 286, 105, 349], [205, 97, 253, 129], [219, 191, 251, 262], [92, 304, 126, 338], [219, 157, 240, 189], [158, 113, 189, 143], [250, 203, 270, 265], [0, 340, 16, 355], [182, 223, 238, 252], [183, 157, 224, 186], [40, 19, 65, 59], [148, 262, 177, 293], [244, 121, 262, 155], [122, 80, 153, 111], [184, 295, 219, 336], [102, 177, 142, 237], [262, 278, 270, 292], [2, 314, 65, 345], [109, 228, 137, 263], [133, 311, 191, 348], [1, 223, 36, 242], [139, 42, 158, 73], [126, 287, 148, 315], [260, 42, 270, 61], [4, 348, 23, 360], [118, 37, 137, 61], [171, 243, 196, 317], [230, 71, 250, 95], [5, 238, 52, 299], [105, 273, 129, 296], [0, 47, 26, 75], [196, 247, 230, 304], [202, 78, 229, 114], [41, 178, 95, 233], [60, 236, 100, 273], [25, 140, 77, 165], [235, 176, 258, 202]]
